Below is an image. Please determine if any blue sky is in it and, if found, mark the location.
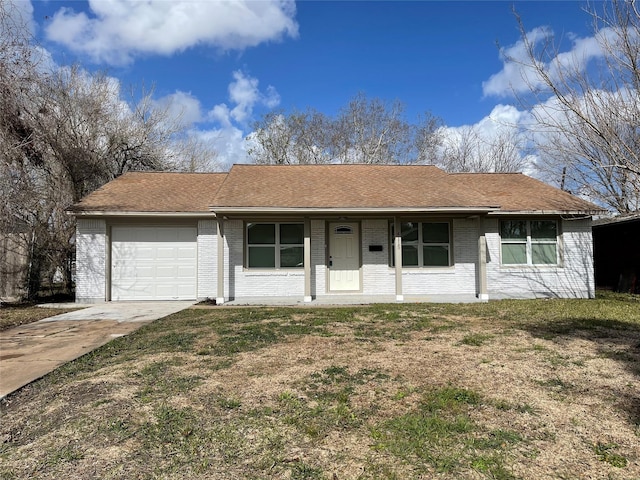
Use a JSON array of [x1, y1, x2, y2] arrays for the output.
[[23, 0, 599, 167]]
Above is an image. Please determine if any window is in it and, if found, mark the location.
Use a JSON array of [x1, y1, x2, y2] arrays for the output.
[[390, 221, 451, 267], [247, 223, 304, 268], [500, 220, 558, 265], [334, 225, 353, 234]]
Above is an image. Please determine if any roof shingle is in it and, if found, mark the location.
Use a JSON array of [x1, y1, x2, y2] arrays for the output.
[[213, 164, 495, 209], [70, 165, 603, 214], [451, 172, 600, 213], [70, 172, 227, 213]]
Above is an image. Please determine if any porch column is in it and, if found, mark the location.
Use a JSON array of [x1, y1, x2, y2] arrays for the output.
[[304, 217, 312, 302], [394, 217, 403, 302], [478, 217, 489, 302], [216, 218, 225, 305]]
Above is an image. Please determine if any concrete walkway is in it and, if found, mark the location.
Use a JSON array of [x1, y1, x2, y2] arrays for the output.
[[0, 302, 193, 399], [223, 294, 482, 306]]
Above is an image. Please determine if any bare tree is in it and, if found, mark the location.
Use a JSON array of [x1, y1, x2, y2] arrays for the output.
[[0, 0, 44, 297], [437, 126, 482, 172], [435, 117, 528, 173], [247, 109, 331, 164], [247, 94, 442, 165], [331, 93, 411, 164], [413, 111, 444, 164], [172, 133, 220, 172], [0, 1, 219, 299], [485, 128, 528, 173], [247, 111, 296, 164], [288, 109, 332, 164], [513, 1, 640, 213]]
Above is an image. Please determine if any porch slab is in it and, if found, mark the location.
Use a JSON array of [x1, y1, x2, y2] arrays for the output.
[[221, 294, 483, 306]]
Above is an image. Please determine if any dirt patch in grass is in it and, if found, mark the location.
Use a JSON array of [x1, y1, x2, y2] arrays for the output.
[[1, 296, 639, 479], [0, 305, 80, 331]]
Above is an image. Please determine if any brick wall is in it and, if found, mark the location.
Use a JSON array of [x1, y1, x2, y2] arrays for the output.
[[225, 220, 304, 299], [402, 218, 478, 296], [77, 215, 593, 303], [197, 220, 216, 299], [486, 217, 594, 299], [75, 219, 106, 302], [361, 219, 394, 295], [311, 220, 326, 296]]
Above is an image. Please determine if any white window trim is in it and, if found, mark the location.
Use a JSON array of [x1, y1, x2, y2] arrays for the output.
[[390, 221, 452, 268], [246, 222, 304, 269], [500, 219, 559, 266]]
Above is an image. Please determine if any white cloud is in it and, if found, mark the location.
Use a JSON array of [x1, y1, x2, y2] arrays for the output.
[[154, 91, 203, 127], [482, 26, 609, 98], [209, 70, 280, 126], [193, 126, 249, 168], [263, 85, 281, 108], [436, 104, 536, 174], [440, 104, 523, 141], [209, 104, 233, 129], [166, 71, 281, 167], [483, 27, 553, 97], [473, 104, 524, 137], [228, 71, 261, 123], [44, 0, 299, 65]]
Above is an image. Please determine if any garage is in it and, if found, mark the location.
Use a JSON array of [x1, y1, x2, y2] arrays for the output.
[[111, 226, 197, 301]]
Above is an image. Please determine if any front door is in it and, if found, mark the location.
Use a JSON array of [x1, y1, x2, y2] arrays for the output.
[[329, 222, 360, 291]]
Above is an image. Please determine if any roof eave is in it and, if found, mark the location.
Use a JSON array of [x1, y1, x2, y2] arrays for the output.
[[69, 210, 216, 217], [487, 209, 605, 216], [211, 206, 501, 215], [593, 212, 640, 226]]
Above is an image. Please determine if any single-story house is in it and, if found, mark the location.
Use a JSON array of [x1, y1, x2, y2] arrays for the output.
[[593, 213, 640, 293], [69, 164, 603, 304]]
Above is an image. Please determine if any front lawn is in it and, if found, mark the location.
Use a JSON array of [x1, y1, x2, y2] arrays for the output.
[[0, 305, 79, 331], [1, 293, 639, 479]]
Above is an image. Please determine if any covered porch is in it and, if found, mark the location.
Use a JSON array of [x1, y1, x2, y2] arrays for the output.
[[212, 213, 491, 305], [220, 294, 484, 306]]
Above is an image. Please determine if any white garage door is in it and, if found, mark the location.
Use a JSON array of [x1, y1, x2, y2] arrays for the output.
[[111, 226, 197, 300]]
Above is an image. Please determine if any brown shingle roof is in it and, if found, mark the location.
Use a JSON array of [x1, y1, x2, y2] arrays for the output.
[[70, 172, 227, 213], [212, 164, 601, 213], [70, 165, 603, 214], [212, 164, 496, 210], [451, 172, 601, 212]]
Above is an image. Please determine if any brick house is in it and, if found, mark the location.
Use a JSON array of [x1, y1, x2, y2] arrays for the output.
[[69, 164, 602, 304]]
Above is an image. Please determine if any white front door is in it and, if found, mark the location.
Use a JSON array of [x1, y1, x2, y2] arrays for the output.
[[329, 223, 360, 291]]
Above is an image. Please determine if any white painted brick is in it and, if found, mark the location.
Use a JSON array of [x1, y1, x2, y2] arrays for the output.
[[197, 220, 216, 299], [311, 220, 326, 296], [402, 218, 478, 295], [82, 215, 593, 303], [75, 219, 106, 302], [223, 220, 304, 299], [486, 217, 594, 299], [361, 219, 394, 295]]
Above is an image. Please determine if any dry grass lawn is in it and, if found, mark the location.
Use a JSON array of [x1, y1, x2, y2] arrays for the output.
[[0, 305, 79, 331], [1, 293, 639, 479]]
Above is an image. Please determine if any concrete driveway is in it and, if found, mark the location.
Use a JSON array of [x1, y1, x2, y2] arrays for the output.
[[0, 302, 193, 399]]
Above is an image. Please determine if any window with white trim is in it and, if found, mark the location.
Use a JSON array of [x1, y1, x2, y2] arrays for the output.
[[500, 220, 558, 265], [246, 223, 304, 268], [390, 221, 451, 267]]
